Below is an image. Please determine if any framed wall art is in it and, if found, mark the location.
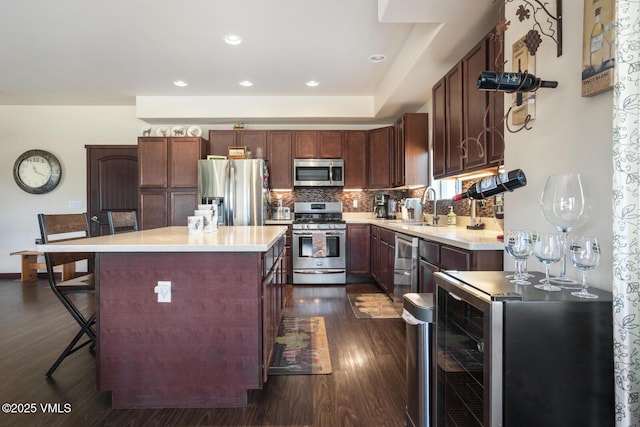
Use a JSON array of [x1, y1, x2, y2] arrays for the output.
[[581, 0, 615, 96]]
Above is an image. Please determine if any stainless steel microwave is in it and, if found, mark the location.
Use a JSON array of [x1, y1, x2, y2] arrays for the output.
[[293, 159, 344, 187]]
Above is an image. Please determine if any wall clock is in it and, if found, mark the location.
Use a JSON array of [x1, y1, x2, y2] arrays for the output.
[[13, 149, 62, 194]]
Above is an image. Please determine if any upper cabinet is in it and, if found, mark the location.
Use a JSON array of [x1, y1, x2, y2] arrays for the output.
[[392, 113, 429, 187], [293, 131, 343, 159], [433, 29, 505, 179], [209, 130, 267, 158], [367, 126, 392, 189], [343, 130, 368, 189], [268, 131, 293, 189]]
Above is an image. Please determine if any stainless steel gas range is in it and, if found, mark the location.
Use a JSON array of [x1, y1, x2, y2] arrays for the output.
[[291, 202, 346, 285]]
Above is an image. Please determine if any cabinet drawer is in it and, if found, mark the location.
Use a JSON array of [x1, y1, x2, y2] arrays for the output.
[[440, 245, 471, 271], [380, 228, 395, 245], [419, 239, 440, 265]]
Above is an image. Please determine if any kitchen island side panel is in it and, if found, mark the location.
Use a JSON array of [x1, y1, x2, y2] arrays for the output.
[[96, 251, 263, 408]]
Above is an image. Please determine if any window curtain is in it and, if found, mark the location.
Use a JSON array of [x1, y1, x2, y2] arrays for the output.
[[612, 1, 640, 425]]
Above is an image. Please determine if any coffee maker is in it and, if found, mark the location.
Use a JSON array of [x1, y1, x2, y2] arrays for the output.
[[374, 193, 388, 218]]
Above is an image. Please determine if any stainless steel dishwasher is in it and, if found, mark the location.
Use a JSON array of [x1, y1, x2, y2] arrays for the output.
[[394, 233, 419, 298], [403, 293, 434, 427]]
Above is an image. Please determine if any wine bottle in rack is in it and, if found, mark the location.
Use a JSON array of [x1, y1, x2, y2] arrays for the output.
[[452, 169, 527, 201], [477, 71, 558, 92]]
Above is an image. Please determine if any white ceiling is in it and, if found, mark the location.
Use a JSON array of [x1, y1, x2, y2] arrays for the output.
[[0, 0, 502, 124]]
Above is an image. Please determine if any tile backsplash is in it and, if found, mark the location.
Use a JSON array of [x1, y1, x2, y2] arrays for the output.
[[269, 180, 496, 218]]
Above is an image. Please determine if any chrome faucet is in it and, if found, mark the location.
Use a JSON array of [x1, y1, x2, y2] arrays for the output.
[[421, 186, 439, 225]]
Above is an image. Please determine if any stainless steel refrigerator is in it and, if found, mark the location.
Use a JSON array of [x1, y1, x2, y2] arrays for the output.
[[197, 159, 270, 226]]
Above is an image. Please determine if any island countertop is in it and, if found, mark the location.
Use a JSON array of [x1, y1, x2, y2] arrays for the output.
[[37, 225, 288, 253]]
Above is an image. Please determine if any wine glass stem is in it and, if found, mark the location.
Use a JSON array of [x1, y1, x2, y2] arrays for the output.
[[582, 271, 588, 294], [545, 263, 551, 285], [560, 231, 569, 277]]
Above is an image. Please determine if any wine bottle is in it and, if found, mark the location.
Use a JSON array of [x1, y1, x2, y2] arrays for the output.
[[477, 71, 558, 92], [590, 7, 604, 69], [452, 169, 527, 201]]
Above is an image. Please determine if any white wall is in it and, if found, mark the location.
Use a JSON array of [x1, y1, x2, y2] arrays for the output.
[[502, 1, 613, 290], [0, 106, 145, 273]]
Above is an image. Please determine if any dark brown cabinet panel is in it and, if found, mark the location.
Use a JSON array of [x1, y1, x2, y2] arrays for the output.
[[344, 130, 368, 188], [369, 227, 380, 282], [445, 63, 464, 176], [268, 131, 293, 189], [347, 224, 370, 275], [463, 40, 489, 170], [432, 78, 447, 178], [367, 127, 392, 189], [138, 137, 207, 229], [138, 137, 168, 188], [293, 131, 317, 158], [393, 113, 429, 187], [318, 131, 343, 158], [209, 130, 267, 158], [419, 258, 439, 294]]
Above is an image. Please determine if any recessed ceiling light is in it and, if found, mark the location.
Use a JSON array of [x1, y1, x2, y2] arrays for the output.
[[369, 54, 386, 63], [306, 80, 319, 87], [173, 80, 188, 87], [239, 80, 253, 87], [224, 34, 242, 45]]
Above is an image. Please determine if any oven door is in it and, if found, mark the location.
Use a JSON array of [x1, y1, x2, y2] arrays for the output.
[[292, 229, 345, 270], [433, 272, 503, 427]]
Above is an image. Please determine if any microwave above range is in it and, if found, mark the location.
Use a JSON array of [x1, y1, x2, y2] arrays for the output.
[[293, 159, 344, 187]]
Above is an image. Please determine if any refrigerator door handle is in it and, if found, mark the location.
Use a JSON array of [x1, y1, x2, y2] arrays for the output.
[[329, 161, 333, 185], [228, 163, 235, 225]]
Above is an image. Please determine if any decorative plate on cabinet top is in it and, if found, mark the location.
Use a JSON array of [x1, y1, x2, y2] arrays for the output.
[[171, 126, 187, 137], [188, 126, 202, 137], [156, 127, 170, 137]]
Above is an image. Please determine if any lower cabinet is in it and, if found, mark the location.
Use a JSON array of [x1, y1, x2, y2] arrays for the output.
[[262, 235, 286, 383], [419, 238, 503, 293], [347, 224, 370, 277]]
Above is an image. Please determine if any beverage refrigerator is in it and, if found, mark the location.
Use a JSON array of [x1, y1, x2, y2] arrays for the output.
[[197, 159, 270, 226], [433, 270, 613, 427]]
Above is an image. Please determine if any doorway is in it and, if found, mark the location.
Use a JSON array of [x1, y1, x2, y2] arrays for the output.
[[85, 145, 138, 236]]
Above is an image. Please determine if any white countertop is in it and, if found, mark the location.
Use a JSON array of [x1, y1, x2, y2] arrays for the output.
[[37, 226, 288, 253]]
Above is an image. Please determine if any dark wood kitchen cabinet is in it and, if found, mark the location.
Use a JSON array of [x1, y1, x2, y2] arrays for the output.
[[209, 130, 267, 158], [367, 126, 392, 189], [392, 113, 429, 187], [370, 226, 380, 282], [293, 130, 343, 159], [433, 29, 504, 179], [138, 136, 208, 229], [268, 131, 293, 189], [347, 224, 370, 276], [378, 228, 395, 295], [343, 130, 368, 188]]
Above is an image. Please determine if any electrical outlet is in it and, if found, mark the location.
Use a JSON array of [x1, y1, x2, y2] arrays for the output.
[[68, 200, 83, 209], [154, 281, 171, 303], [352, 199, 358, 208]]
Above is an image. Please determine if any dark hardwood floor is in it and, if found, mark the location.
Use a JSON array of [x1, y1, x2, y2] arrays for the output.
[[0, 279, 407, 427]]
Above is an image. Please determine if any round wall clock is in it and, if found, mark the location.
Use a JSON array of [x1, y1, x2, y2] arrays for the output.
[[13, 149, 62, 194]]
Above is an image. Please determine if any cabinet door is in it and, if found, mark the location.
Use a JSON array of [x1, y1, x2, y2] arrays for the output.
[[293, 131, 317, 158], [440, 245, 471, 270], [170, 191, 198, 226], [318, 131, 343, 158], [393, 116, 405, 187], [432, 78, 447, 178], [487, 32, 505, 165], [369, 227, 380, 281], [138, 137, 168, 188], [379, 240, 391, 294], [139, 190, 168, 230], [238, 131, 267, 158], [208, 131, 237, 156], [403, 113, 429, 186], [419, 258, 439, 294], [169, 137, 206, 188], [343, 130, 368, 188], [347, 224, 370, 275], [446, 63, 464, 176], [268, 131, 293, 189], [463, 40, 489, 170], [367, 127, 392, 189]]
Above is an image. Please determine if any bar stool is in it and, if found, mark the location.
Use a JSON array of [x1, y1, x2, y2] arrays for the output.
[[107, 210, 138, 234]]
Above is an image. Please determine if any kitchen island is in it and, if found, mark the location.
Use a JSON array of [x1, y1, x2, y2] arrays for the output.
[[38, 226, 288, 409]]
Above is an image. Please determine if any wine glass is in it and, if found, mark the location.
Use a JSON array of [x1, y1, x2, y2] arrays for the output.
[[539, 174, 592, 285], [504, 230, 535, 284], [569, 235, 600, 299], [533, 233, 564, 291]]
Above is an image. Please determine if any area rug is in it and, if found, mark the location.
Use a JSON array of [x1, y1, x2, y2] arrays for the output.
[[268, 316, 332, 375], [348, 293, 403, 319]]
